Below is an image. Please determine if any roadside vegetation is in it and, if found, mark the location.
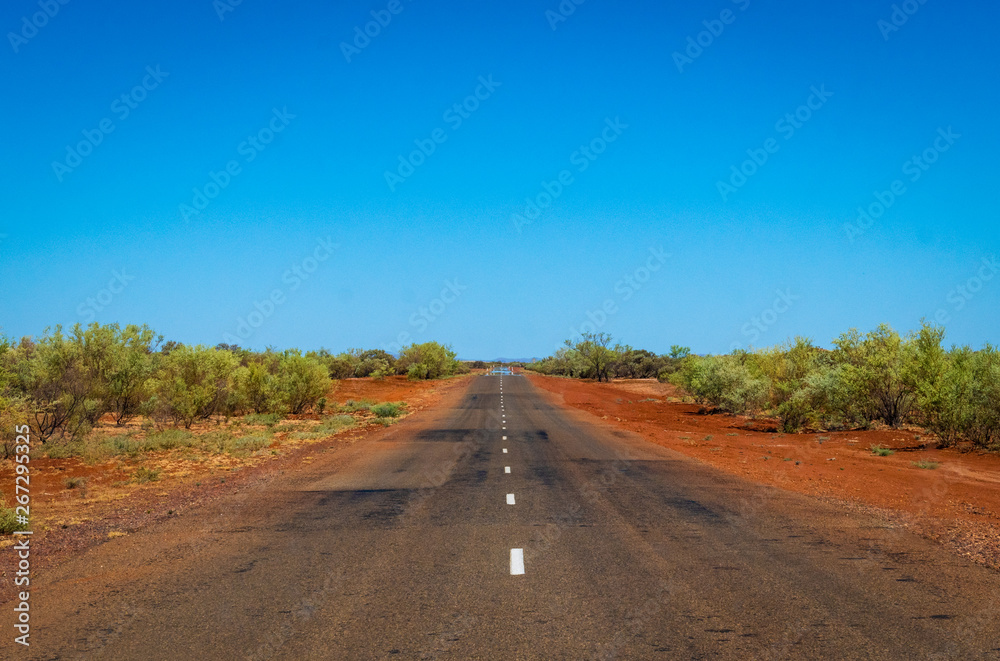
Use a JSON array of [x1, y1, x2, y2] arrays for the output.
[[0, 323, 455, 457], [528, 324, 1000, 451]]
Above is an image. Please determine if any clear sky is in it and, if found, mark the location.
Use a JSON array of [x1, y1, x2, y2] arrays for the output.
[[1, 0, 997, 359]]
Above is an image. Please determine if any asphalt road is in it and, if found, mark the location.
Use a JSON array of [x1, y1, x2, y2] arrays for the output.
[[19, 375, 1000, 659]]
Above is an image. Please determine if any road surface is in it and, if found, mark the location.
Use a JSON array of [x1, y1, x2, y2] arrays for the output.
[[19, 375, 1000, 659]]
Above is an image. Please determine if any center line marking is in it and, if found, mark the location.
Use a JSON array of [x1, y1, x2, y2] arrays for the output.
[[506, 493, 515, 505], [505, 466, 511, 473], [510, 548, 525, 575], [503, 448, 507, 453], [502, 435, 507, 440]]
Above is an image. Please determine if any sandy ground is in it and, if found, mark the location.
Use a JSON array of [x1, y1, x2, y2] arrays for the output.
[[527, 374, 1000, 571], [0, 374, 473, 604]]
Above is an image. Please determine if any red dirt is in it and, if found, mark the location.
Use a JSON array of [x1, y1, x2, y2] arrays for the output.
[[0, 375, 473, 604], [528, 374, 1000, 570]]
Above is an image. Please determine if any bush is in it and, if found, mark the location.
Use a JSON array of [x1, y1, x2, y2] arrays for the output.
[[132, 467, 160, 483], [10, 326, 97, 442], [396, 342, 460, 380], [149, 345, 239, 428], [291, 414, 354, 440], [912, 460, 939, 469], [371, 402, 404, 418], [832, 324, 916, 427], [145, 429, 195, 451], [274, 353, 330, 414], [231, 435, 270, 453], [232, 362, 281, 415], [339, 399, 374, 413], [318, 415, 355, 433], [0, 500, 27, 534], [406, 363, 430, 380], [672, 355, 769, 415], [243, 413, 282, 427]]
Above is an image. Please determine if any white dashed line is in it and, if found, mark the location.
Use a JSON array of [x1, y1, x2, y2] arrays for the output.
[[502, 436, 507, 440], [505, 466, 511, 474], [510, 548, 525, 575], [506, 493, 516, 505], [503, 448, 507, 453]]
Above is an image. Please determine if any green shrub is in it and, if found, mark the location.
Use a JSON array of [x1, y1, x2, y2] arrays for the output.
[[0, 501, 27, 534], [290, 415, 354, 440], [921, 345, 1000, 449], [406, 363, 430, 380], [274, 353, 330, 414], [911, 460, 939, 469], [146, 429, 195, 451], [42, 439, 85, 459], [317, 415, 354, 434], [107, 434, 143, 457], [231, 435, 270, 452], [149, 345, 239, 428], [339, 399, 374, 413], [396, 342, 460, 380], [832, 324, 916, 428], [232, 362, 281, 415], [243, 413, 282, 427], [196, 430, 236, 453], [674, 355, 769, 415], [132, 467, 160, 483], [870, 444, 894, 457], [371, 402, 404, 418]]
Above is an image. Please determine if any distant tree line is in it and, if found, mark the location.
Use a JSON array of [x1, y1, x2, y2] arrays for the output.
[[0, 323, 465, 447], [527, 332, 691, 382], [527, 325, 1000, 450]]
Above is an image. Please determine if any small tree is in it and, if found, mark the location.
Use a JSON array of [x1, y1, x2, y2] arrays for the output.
[[232, 362, 280, 414], [575, 332, 618, 382], [669, 345, 691, 359], [832, 324, 916, 427], [12, 327, 95, 442], [149, 346, 238, 428], [396, 342, 460, 380], [275, 353, 330, 414]]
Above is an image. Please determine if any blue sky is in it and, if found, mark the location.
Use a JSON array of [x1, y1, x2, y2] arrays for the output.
[[1, 0, 997, 359]]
